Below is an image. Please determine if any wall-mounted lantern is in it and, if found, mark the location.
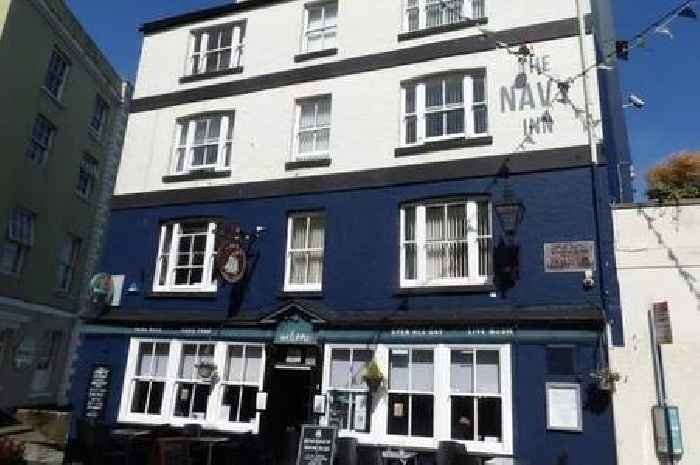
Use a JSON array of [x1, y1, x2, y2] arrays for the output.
[[494, 181, 525, 241]]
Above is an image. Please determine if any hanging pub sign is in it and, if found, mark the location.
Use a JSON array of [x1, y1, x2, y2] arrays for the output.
[[296, 425, 337, 465], [215, 224, 248, 284], [88, 273, 114, 304], [544, 241, 596, 273], [84, 364, 112, 420]]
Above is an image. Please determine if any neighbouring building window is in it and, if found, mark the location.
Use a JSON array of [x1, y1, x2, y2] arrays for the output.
[[44, 49, 70, 99], [403, 0, 486, 32], [0, 208, 35, 276], [450, 349, 503, 443], [303, 2, 337, 53], [153, 220, 218, 293], [90, 95, 109, 135], [294, 95, 332, 159], [174, 343, 215, 420], [76, 155, 99, 199], [327, 347, 373, 433], [26, 115, 55, 164], [400, 199, 492, 287], [129, 341, 170, 416], [388, 348, 434, 437], [401, 74, 487, 146], [31, 330, 63, 393], [284, 213, 325, 291], [187, 23, 245, 76], [220, 345, 264, 423], [172, 113, 234, 174], [56, 235, 81, 291]]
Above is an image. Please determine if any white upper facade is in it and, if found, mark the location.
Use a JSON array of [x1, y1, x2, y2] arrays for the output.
[[116, 0, 603, 196]]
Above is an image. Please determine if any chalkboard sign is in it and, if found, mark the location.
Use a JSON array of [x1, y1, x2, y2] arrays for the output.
[[296, 425, 337, 465], [84, 364, 111, 420]]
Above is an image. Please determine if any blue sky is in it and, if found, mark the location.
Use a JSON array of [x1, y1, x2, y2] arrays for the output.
[[66, 0, 700, 200]]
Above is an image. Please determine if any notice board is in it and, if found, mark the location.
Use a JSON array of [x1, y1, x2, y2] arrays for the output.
[[296, 425, 337, 465]]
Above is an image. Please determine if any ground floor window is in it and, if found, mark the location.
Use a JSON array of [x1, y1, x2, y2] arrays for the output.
[[327, 347, 373, 433]]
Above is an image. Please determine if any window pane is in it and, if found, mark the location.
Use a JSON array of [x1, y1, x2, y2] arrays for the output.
[[308, 251, 323, 284], [404, 207, 416, 241], [426, 206, 444, 240], [426, 113, 444, 138], [220, 28, 233, 47], [475, 351, 500, 393], [388, 393, 409, 435], [223, 385, 241, 421], [306, 33, 323, 52], [412, 394, 434, 437], [244, 346, 263, 383], [478, 398, 502, 442], [451, 350, 473, 393], [426, 81, 443, 108], [389, 350, 409, 390], [315, 128, 330, 152], [174, 384, 193, 417], [299, 131, 315, 154], [350, 350, 372, 389], [446, 109, 465, 134], [227, 346, 243, 382], [352, 393, 370, 432], [153, 343, 170, 377], [131, 380, 149, 413], [405, 116, 417, 144], [451, 396, 475, 440], [137, 343, 154, 376], [411, 350, 434, 392], [446, 205, 466, 240], [473, 76, 486, 103], [405, 86, 416, 114], [240, 386, 258, 422], [300, 103, 316, 129], [317, 99, 331, 126], [289, 252, 307, 284], [148, 382, 165, 414], [330, 349, 351, 389], [192, 384, 211, 417], [324, 4, 338, 24], [446, 77, 463, 105], [291, 218, 308, 250], [329, 391, 351, 430], [308, 217, 325, 249], [180, 345, 197, 379]]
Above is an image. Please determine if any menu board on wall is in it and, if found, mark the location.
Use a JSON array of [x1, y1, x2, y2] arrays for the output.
[[84, 364, 111, 420], [296, 425, 337, 465]]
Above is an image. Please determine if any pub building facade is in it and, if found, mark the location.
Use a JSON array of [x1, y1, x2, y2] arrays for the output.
[[69, 0, 632, 464]]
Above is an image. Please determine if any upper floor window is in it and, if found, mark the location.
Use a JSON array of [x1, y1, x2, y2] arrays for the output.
[[44, 49, 70, 100], [303, 2, 338, 53], [401, 73, 487, 146], [284, 213, 325, 292], [400, 199, 492, 287], [56, 235, 81, 292], [187, 23, 245, 76], [90, 95, 109, 135], [403, 0, 486, 32], [153, 220, 218, 293], [26, 115, 55, 165], [1, 208, 35, 276], [76, 155, 99, 199], [294, 96, 332, 160], [172, 113, 234, 175]]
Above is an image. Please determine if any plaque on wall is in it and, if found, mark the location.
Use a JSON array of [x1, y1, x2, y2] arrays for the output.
[[544, 241, 595, 273], [84, 364, 112, 420], [296, 425, 337, 465]]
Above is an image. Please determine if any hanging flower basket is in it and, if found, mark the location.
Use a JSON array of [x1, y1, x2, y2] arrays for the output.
[[362, 359, 384, 393], [590, 368, 621, 392]]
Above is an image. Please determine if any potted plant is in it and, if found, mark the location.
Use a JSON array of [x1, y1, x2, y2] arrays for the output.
[[362, 359, 384, 393], [590, 367, 621, 392]]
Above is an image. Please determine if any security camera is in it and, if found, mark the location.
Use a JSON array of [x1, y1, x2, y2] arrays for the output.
[[583, 270, 596, 290], [624, 94, 645, 109]]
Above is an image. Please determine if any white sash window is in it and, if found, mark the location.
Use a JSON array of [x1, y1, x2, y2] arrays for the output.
[[401, 74, 488, 147], [172, 113, 234, 174], [388, 348, 435, 438], [220, 345, 264, 424], [187, 23, 245, 76], [403, 0, 486, 32], [303, 2, 338, 53], [284, 213, 325, 291], [294, 96, 332, 160], [327, 348, 374, 433], [400, 199, 492, 287], [26, 115, 55, 165]]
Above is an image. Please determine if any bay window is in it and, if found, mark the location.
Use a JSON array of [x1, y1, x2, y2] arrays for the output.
[[187, 23, 245, 76], [303, 2, 337, 53], [327, 348, 373, 433], [401, 73, 487, 146], [294, 95, 332, 160], [284, 213, 325, 291], [403, 0, 486, 32], [400, 199, 492, 287], [172, 113, 234, 175], [152, 220, 218, 293], [388, 348, 434, 438]]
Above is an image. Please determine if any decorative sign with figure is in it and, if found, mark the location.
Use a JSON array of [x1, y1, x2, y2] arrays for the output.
[[215, 223, 259, 284]]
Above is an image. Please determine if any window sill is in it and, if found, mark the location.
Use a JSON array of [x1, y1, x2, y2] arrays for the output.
[[40, 87, 66, 109], [277, 290, 323, 299], [394, 284, 496, 296], [162, 169, 232, 183], [294, 48, 338, 63], [179, 67, 244, 84], [285, 158, 331, 171], [397, 18, 488, 41], [146, 291, 218, 299], [395, 136, 493, 157]]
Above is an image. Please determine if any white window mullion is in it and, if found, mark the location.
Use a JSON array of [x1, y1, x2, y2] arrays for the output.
[[399, 208, 407, 284], [199, 32, 209, 73], [231, 26, 242, 68], [217, 117, 229, 170], [187, 34, 197, 76], [205, 222, 217, 290], [418, 0, 427, 30], [154, 225, 168, 290], [416, 206, 427, 284], [466, 202, 479, 281], [416, 83, 426, 143], [167, 224, 181, 288], [185, 120, 196, 172], [463, 75, 475, 137]]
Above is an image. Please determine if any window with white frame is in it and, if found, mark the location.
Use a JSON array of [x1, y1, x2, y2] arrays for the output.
[[76, 155, 98, 199], [294, 96, 332, 159], [90, 95, 109, 135], [153, 220, 218, 293], [400, 199, 492, 287], [388, 348, 434, 437], [187, 23, 245, 76], [220, 344, 264, 423], [174, 343, 215, 419], [44, 49, 70, 99], [1, 208, 35, 276], [401, 73, 487, 146], [172, 113, 234, 174], [129, 341, 170, 416], [285, 213, 325, 291], [403, 0, 486, 32], [303, 2, 337, 53], [450, 349, 504, 444], [26, 115, 55, 164], [56, 235, 81, 291], [327, 348, 373, 433]]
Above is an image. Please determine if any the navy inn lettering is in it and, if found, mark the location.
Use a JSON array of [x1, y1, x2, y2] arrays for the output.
[[69, 0, 633, 465]]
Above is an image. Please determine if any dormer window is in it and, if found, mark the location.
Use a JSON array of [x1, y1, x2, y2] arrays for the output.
[[171, 113, 234, 175], [187, 23, 245, 76]]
